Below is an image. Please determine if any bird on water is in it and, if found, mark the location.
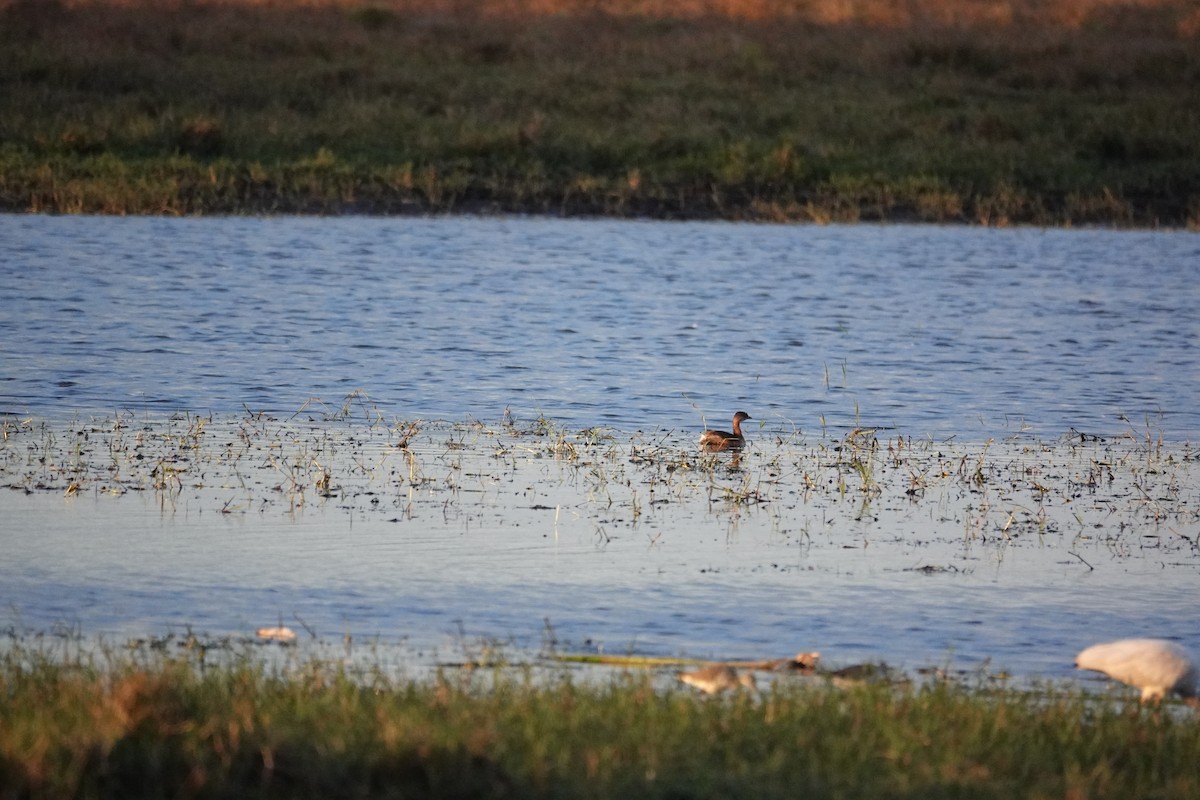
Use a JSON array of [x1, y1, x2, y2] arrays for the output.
[[678, 663, 757, 694], [699, 411, 751, 452], [1075, 638, 1200, 706]]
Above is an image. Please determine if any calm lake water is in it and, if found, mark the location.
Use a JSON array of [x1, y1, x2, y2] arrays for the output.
[[2, 215, 1199, 688], [4, 215, 1199, 438]]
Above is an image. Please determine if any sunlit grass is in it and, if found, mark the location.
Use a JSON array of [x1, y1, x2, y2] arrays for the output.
[[1, 641, 1199, 800]]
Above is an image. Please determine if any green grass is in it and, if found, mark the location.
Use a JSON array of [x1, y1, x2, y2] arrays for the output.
[[1, 1, 1198, 224], [1, 644, 1198, 799]]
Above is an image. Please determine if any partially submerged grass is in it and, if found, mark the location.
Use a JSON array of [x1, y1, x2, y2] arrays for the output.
[[1, 0, 1198, 224], [1, 642, 1199, 800], [3, 404, 1198, 554]]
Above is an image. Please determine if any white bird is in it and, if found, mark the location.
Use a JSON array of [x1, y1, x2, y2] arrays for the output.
[[1075, 638, 1200, 705]]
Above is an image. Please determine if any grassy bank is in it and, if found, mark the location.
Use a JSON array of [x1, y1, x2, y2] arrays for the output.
[[1, 0, 1198, 225], [1, 644, 1198, 800]]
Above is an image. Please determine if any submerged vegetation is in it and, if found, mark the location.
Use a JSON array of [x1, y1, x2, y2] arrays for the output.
[[2, 642, 1200, 800], [1, 0, 1198, 224], [3, 403, 1198, 566], [3, 405, 1197, 551]]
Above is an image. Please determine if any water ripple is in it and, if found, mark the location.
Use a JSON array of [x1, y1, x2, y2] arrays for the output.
[[2, 216, 1198, 439]]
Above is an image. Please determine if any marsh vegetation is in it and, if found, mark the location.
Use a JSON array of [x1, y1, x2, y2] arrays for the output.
[[4, 403, 1200, 795], [3, 640, 1200, 800], [3, 405, 1197, 651], [4, 406, 1197, 554], [1, 0, 1198, 224]]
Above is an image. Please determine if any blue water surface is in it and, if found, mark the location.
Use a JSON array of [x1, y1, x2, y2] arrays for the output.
[[4, 215, 1198, 439]]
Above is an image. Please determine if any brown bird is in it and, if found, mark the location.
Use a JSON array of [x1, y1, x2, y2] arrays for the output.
[[699, 411, 752, 452], [678, 663, 757, 694]]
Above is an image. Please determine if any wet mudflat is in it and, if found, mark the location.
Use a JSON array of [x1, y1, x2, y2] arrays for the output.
[[3, 408, 1197, 689]]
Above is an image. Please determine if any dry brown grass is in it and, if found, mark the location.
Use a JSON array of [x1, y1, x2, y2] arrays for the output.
[[20, 0, 1200, 34]]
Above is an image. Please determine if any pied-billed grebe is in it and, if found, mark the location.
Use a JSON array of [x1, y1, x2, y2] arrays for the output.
[[699, 410, 751, 452]]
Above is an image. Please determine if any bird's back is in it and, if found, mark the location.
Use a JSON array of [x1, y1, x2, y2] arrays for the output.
[[1076, 638, 1197, 701]]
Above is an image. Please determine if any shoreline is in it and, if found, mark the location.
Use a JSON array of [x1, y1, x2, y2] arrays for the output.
[[9, 178, 1198, 228]]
